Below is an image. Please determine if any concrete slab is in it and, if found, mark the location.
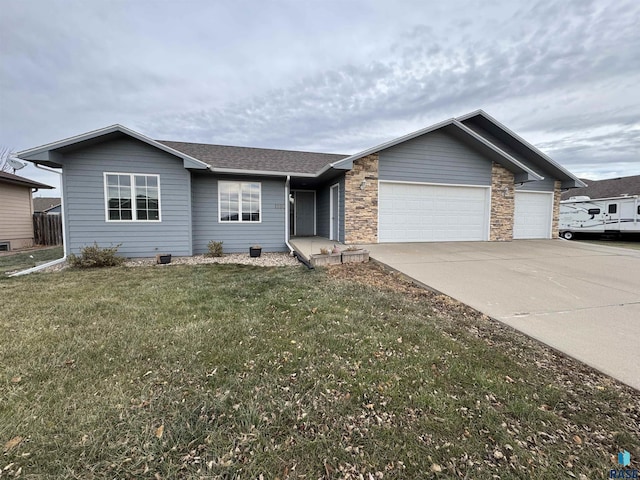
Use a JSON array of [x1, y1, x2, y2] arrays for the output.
[[366, 240, 640, 390], [290, 236, 345, 261]]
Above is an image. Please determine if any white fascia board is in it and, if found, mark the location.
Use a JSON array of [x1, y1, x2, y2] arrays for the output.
[[456, 110, 587, 188], [17, 124, 210, 170], [17, 124, 123, 156], [329, 116, 542, 182], [330, 118, 456, 169], [452, 120, 543, 181]]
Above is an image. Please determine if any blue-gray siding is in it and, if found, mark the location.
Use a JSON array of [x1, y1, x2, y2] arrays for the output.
[[316, 175, 345, 242], [379, 130, 492, 185], [60, 137, 192, 257], [191, 174, 287, 253]]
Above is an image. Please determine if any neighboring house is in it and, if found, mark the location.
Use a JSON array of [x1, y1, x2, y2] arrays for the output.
[[561, 175, 640, 201], [33, 197, 62, 214], [17, 110, 585, 258], [0, 171, 54, 251]]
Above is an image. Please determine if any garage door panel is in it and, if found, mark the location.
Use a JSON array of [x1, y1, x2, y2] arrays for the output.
[[514, 192, 553, 239], [379, 182, 489, 242]]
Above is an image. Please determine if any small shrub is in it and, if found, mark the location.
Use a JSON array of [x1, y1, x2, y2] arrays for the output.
[[346, 245, 361, 251], [319, 247, 329, 255], [207, 240, 224, 257], [68, 243, 125, 268]]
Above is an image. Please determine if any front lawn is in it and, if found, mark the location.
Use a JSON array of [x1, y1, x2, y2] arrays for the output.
[[577, 239, 640, 251], [0, 246, 64, 275], [1, 263, 638, 478]]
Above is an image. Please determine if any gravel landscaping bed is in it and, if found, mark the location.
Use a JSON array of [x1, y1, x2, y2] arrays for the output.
[[32, 252, 301, 273], [125, 252, 300, 268]]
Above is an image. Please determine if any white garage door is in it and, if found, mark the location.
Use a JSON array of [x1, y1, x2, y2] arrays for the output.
[[514, 191, 553, 239], [379, 182, 490, 242]]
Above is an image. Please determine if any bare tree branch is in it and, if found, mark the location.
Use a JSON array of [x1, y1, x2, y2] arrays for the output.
[[0, 146, 18, 173]]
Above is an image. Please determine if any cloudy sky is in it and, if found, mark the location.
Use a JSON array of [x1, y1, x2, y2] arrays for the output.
[[1, 0, 638, 195]]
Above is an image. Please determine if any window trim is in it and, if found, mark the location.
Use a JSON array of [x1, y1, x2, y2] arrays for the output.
[[217, 181, 262, 224], [103, 172, 162, 223]]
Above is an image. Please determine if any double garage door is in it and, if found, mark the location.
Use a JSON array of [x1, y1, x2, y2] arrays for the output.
[[379, 183, 553, 242], [379, 182, 490, 242]]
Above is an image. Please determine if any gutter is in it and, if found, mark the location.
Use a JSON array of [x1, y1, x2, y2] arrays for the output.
[[9, 164, 66, 277]]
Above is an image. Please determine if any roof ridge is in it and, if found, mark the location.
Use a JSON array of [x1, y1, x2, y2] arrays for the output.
[[158, 140, 348, 157]]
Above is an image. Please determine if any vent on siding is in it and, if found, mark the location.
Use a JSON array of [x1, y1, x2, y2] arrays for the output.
[[0, 242, 10, 252]]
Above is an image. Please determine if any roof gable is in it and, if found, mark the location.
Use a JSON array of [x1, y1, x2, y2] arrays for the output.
[[331, 117, 543, 183], [457, 110, 586, 188], [17, 125, 209, 170]]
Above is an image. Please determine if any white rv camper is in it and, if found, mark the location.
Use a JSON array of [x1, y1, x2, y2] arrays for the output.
[[559, 195, 640, 239]]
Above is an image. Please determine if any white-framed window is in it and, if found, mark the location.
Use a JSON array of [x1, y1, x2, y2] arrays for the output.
[[218, 181, 261, 223], [104, 173, 161, 222]]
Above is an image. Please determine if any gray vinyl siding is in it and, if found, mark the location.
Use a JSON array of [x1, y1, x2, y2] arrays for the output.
[[191, 174, 287, 253], [316, 175, 345, 242], [516, 178, 556, 192], [379, 130, 492, 185], [60, 137, 192, 257]]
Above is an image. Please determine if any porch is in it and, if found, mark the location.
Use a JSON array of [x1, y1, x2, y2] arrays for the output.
[[289, 236, 345, 261], [289, 176, 344, 243]]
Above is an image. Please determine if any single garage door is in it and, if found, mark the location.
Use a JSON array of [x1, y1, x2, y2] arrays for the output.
[[513, 191, 553, 239], [379, 182, 490, 242]]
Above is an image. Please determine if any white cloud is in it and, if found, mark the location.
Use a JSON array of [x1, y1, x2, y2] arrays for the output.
[[1, 0, 639, 193]]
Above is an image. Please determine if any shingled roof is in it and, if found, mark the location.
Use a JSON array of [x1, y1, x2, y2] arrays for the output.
[[33, 197, 61, 212], [159, 141, 348, 175], [561, 175, 640, 200]]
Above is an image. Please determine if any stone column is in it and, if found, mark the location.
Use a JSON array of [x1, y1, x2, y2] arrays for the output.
[[344, 154, 379, 244], [490, 162, 514, 241], [552, 180, 562, 238]]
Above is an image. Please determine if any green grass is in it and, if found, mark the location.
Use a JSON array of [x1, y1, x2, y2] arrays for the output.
[[577, 239, 640, 250], [0, 246, 64, 275], [1, 263, 638, 479]]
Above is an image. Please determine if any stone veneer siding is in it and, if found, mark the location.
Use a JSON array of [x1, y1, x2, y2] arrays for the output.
[[344, 154, 379, 244], [552, 180, 561, 239], [490, 162, 515, 241]]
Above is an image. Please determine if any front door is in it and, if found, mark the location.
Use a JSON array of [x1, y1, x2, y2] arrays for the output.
[[605, 201, 620, 229], [330, 184, 340, 241], [293, 191, 315, 236]]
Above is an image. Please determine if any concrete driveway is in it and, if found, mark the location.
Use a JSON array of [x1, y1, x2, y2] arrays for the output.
[[365, 240, 640, 390]]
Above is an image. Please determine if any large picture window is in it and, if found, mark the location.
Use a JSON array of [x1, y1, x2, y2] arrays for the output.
[[105, 173, 160, 221], [219, 181, 261, 222]]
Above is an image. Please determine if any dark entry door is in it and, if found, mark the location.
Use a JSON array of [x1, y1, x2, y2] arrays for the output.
[[294, 191, 315, 236], [330, 184, 340, 241]]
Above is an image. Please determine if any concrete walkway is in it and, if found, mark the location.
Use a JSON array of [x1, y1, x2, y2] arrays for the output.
[[365, 240, 640, 390]]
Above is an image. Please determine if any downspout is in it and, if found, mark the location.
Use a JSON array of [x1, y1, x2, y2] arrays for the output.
[[284, 176, 294, 254], [9, 164, 66, 277]]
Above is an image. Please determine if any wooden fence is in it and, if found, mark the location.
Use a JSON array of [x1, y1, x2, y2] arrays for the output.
[[33, 213, 63, 246]]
